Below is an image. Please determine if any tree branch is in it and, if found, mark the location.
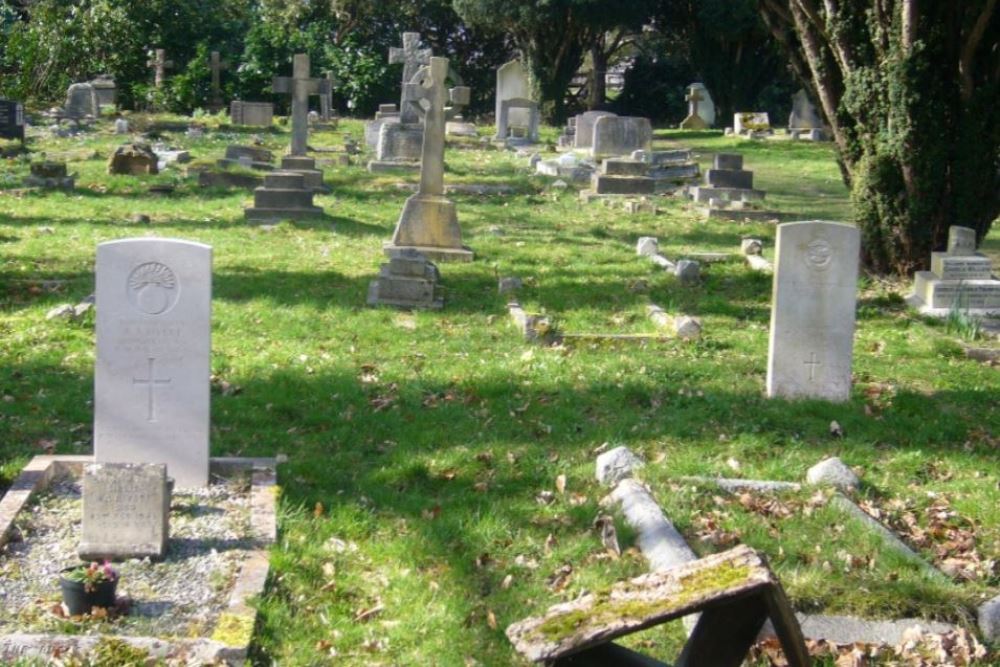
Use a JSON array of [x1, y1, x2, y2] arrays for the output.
[[960, 0, 997, 99]]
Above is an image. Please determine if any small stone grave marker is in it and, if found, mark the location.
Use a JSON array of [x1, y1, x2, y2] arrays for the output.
[[79, 462, 170, 560], [95, 238, 212, 486], [0, 98, 25, 142]]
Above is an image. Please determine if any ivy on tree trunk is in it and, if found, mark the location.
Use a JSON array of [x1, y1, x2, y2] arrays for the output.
[[759, 0, 999, 275]]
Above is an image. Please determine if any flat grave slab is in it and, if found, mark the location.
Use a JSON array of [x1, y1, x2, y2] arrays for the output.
[[0, 456, 277, 665]]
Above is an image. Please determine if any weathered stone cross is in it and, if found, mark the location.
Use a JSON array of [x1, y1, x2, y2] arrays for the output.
[[209, 51, 229, 111], [272, 53, 332, 156], [686, 86, 704, 117], [147, 49, 174, 89], [404, 57, 470, 197], [389, 32, 433, 124], [320, 71, 338, 121], [133, 357, 171, 422]]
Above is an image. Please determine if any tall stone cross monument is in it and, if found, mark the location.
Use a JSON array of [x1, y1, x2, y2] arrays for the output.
[[385, 57, 473, 262], [147, 49, 174, 89], [389, 33, 433, 124], [208, 51, 229, 112], [272, 54, 332, 156]]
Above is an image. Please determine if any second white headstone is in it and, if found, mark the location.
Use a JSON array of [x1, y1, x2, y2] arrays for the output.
[[94, 238, 212, 486], [766, 221, 860, 402]]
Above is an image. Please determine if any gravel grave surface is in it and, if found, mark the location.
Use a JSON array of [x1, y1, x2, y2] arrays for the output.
[[0, 472, 253, 638]]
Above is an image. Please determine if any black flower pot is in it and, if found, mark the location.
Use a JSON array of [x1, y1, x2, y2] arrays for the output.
[[59, 566, 118, 616]]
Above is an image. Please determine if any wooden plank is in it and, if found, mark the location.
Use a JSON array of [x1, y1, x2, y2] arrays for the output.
[[763, 584, 812, 667], [555, 642, 671, 666], [506, 545, 773, 662], [674, 592, 768, 667]]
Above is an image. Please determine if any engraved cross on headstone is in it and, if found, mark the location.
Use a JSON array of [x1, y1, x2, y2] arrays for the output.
[[133, 357, 171, 422], [209, 51, 229, 111], [804, 352, 821, 381], [389, 32, 433, 124], [404, 57, 470, 198], [146, 49, 174, 89], [272, 53, 332, 156]]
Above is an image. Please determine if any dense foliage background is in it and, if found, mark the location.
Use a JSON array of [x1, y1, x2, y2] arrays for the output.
[[0, 0, 792, 121]]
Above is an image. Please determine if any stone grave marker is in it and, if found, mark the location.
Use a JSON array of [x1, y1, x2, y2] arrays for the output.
[[497, 98, 540, 144], [734, 111, 771, 135], [272, 53, 331, 157], [389, 32, 433, 125], [367, 249, 443, 309], [320, 71, 338, 121], [591, 116, 652, 159], [147, 48, 174, 89], [107, 143, 158, 175], [680, 82, 715, 129], [384, 56, 473, 262], [766, 221, 860, 402], [79, 462, 170, 560], [208, 51, 229, 112], [64, 83, 99, 119], [230, 101, 274, 127], [908, 225, 1000, 315], [94, 238, 211, 487], [574, 111, 616, 149], [494, 60, 535, 139], [788, 89, 823, 134], [0, 98, 25, 142], [90, 74, 117, 109]]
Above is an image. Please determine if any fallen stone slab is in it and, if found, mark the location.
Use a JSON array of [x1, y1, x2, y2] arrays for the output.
[[761, 614, 957, 646], [679, 476, 801, 493], [604, 478, 697, 572]]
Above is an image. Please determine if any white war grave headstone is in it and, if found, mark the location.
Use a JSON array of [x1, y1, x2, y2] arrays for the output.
[[95, 238, 212, 487], [766, 221, 860, 402]]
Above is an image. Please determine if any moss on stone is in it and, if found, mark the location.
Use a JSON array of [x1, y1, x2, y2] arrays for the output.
[[210, 612, 255, 647], [535, 560, 753, 643]]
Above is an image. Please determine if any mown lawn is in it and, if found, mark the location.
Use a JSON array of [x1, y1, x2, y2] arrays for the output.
[[0, 115, 997, 665]]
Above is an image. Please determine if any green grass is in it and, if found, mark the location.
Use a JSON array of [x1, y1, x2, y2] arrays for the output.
[[0, 119, 998, 665]]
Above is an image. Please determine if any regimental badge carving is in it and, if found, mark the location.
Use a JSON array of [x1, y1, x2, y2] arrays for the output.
[[805, 238, 833, 271], [127, 262, 179, 315]]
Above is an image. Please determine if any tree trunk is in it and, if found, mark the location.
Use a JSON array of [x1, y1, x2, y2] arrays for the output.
[[588, 44, 607, 110], [758, 0, 999, 275]]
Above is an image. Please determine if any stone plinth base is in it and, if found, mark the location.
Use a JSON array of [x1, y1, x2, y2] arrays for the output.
[[368, 160, 420, 173], [907, 272, 1000, 316], [386, 194, 472, 262], [383, 243, 473, 263], [690, 185, 766, 203]]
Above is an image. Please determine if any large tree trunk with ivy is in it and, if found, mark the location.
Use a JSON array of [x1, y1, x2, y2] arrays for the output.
[[758, 0, 999, 275]]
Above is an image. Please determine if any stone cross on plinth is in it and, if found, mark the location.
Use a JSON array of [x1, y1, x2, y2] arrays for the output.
[[389, 32, 432, 124], [272, 53, 332, 156], [147, 49, 174, 89], [680, 83, 710, 130], [209, 51, 229, 112], [686, 87, 703, 116], [320, 71, 338, 121], [404, 58, 470, 197], [384, 56, 473, 262]]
